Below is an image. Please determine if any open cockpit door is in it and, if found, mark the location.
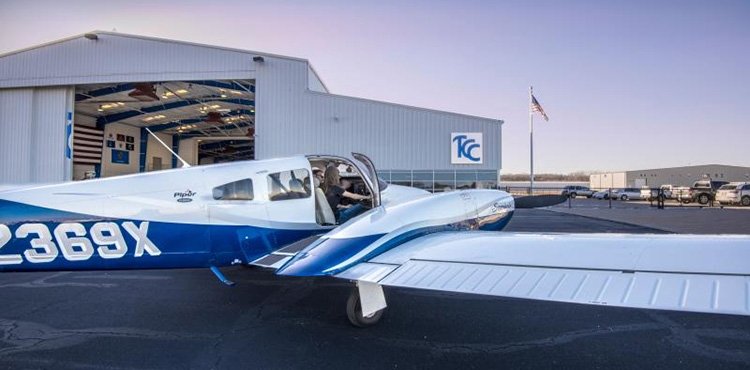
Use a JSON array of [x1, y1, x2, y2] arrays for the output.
[[351, 152, 381, 208]]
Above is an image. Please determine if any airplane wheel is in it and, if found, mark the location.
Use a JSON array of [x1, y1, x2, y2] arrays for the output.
[[346, 288, 384, 327]]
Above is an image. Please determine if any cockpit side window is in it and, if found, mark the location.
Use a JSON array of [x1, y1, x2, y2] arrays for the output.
[[213, 179, 254, 200], [267, 168, 312, 201]]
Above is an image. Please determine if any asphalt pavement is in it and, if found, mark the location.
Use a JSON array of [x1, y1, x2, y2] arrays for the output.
[[0, 209, 748, 369], [551, 198, 750, 234]]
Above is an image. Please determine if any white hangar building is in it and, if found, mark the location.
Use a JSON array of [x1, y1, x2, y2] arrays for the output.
[[0, 31, 503, 191], [590, 164, 750, 189]]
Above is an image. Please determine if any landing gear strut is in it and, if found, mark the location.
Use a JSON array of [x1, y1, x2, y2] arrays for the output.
[[346, 281, 387, 327]]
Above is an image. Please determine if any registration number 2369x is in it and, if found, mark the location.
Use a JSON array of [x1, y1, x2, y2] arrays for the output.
[[0, 221, 161, 265]]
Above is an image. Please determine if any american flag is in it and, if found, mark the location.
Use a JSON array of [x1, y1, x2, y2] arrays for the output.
[[531, 95, 549, 121]]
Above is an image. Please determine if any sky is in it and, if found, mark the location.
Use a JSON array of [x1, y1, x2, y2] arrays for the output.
[[1, 0, 748, 173]]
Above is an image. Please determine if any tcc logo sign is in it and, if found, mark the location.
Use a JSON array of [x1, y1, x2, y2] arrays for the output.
[[451, 132, 482, 164]]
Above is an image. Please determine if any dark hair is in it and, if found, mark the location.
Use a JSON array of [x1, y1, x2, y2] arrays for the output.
[[322, 166, 341, 193]]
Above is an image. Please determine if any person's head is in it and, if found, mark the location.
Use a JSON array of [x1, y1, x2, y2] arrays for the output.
[[341, 178, 351, 190], [312, 168, 323, 182], [323, 166, 340, 191]]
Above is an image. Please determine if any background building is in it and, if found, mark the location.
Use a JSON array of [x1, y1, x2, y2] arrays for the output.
[[0, 31, 502, 191], [590, 164, 750, 189]]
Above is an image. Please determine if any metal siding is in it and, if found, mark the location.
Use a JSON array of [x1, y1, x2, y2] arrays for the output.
[[0, 33, 257, 87], [0, 89, 33, 182], [307, 65, 328, 93], [606, 165, 750, 188], [255, 59, 501, 171], [31, 88, 71, 182], [0, 87, 71, 184]]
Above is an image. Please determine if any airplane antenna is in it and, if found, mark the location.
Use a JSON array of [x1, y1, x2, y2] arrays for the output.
[[144, 127, 191, 168]]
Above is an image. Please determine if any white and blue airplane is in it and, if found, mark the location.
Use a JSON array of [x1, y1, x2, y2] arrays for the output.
[[1, 152, 749, 327]]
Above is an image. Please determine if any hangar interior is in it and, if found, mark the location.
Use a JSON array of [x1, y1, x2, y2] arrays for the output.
[[72, 79, 255, 179]]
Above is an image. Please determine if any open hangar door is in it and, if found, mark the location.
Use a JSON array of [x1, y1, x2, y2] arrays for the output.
[[72, 80, 255, 180]]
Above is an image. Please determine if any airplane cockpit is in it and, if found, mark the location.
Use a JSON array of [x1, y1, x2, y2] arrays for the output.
[[307, 154, 383, 226]]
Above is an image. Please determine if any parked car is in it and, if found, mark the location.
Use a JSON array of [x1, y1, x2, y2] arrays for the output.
[[640, 184, 674, 201], [716, 182, 750, 206], [677, 180, 729, 205], [592, 189, 612, 199], [673, 186, 691, 202], [612, 188, 641, 201], [561, 185, 594, 198]]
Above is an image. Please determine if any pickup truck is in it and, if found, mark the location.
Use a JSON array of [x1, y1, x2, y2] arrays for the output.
[[676, 180, 729, 205]]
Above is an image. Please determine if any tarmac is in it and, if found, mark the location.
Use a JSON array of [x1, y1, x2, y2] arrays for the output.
[[551, 198, 750, 234], [0, 209, 748, 369]]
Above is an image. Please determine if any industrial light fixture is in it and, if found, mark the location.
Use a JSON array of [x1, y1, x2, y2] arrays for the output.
[[84, 33, 99, 41], [142, 114, 166, 122], [253, 56, 264, 63]]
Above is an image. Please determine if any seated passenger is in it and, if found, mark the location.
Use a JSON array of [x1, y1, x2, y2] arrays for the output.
[[322, 166, 370, 223]]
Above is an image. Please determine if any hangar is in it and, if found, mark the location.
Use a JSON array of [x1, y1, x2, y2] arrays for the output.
[[0, 31, 502, 191], [590, 164, 750, 189]]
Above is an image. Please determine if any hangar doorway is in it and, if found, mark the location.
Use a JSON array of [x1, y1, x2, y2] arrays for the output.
[[72, 80, 255, 179]]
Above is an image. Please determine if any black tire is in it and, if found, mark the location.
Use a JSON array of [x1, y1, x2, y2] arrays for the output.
[[698, 193, 709, 205], [621, 195, 628, 201], [586, 194, 592, 198], [569, 192, 577, 199], [346, 288, 384, 328], [742, 196, 750, 207]]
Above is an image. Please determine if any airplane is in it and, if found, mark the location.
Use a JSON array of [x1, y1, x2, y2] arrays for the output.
[[1, 152, 749, 327]]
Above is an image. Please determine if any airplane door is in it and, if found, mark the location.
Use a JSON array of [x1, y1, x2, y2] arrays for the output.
[[351, 152, 381, 207]]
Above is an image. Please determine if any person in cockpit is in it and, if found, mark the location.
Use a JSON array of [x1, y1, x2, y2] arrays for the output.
[[322, 166, 370, 223]]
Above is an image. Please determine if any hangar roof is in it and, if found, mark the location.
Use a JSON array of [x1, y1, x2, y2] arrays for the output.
[[0, 31, 327, 91]]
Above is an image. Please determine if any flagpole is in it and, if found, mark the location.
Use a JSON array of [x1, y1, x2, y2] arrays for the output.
[[529, 86, 534, 193]]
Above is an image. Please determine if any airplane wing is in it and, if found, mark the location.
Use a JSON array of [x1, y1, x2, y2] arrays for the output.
[[335, 232, 750, 317], [250, 234, 325, 269]]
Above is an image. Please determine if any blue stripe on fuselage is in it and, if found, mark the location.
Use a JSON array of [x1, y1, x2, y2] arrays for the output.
[[0, 199, 320, 272], [276, 211, 515, 277]]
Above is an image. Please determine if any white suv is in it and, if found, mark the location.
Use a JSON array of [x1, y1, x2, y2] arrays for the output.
[[716, 182, 750, 206]]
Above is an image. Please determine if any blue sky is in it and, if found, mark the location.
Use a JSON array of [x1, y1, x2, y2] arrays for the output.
[[1, 0, 747, 173]]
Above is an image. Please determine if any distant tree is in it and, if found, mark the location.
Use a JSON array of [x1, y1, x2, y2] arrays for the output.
[[501, 172, 591, 182]]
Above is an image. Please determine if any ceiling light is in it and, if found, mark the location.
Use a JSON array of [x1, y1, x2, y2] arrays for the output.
[[142, 114, 166, 122], [175, 89, 188, 94]]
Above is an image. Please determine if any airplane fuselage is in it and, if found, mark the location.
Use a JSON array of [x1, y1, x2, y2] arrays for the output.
[[2, 155, 491, 272]]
